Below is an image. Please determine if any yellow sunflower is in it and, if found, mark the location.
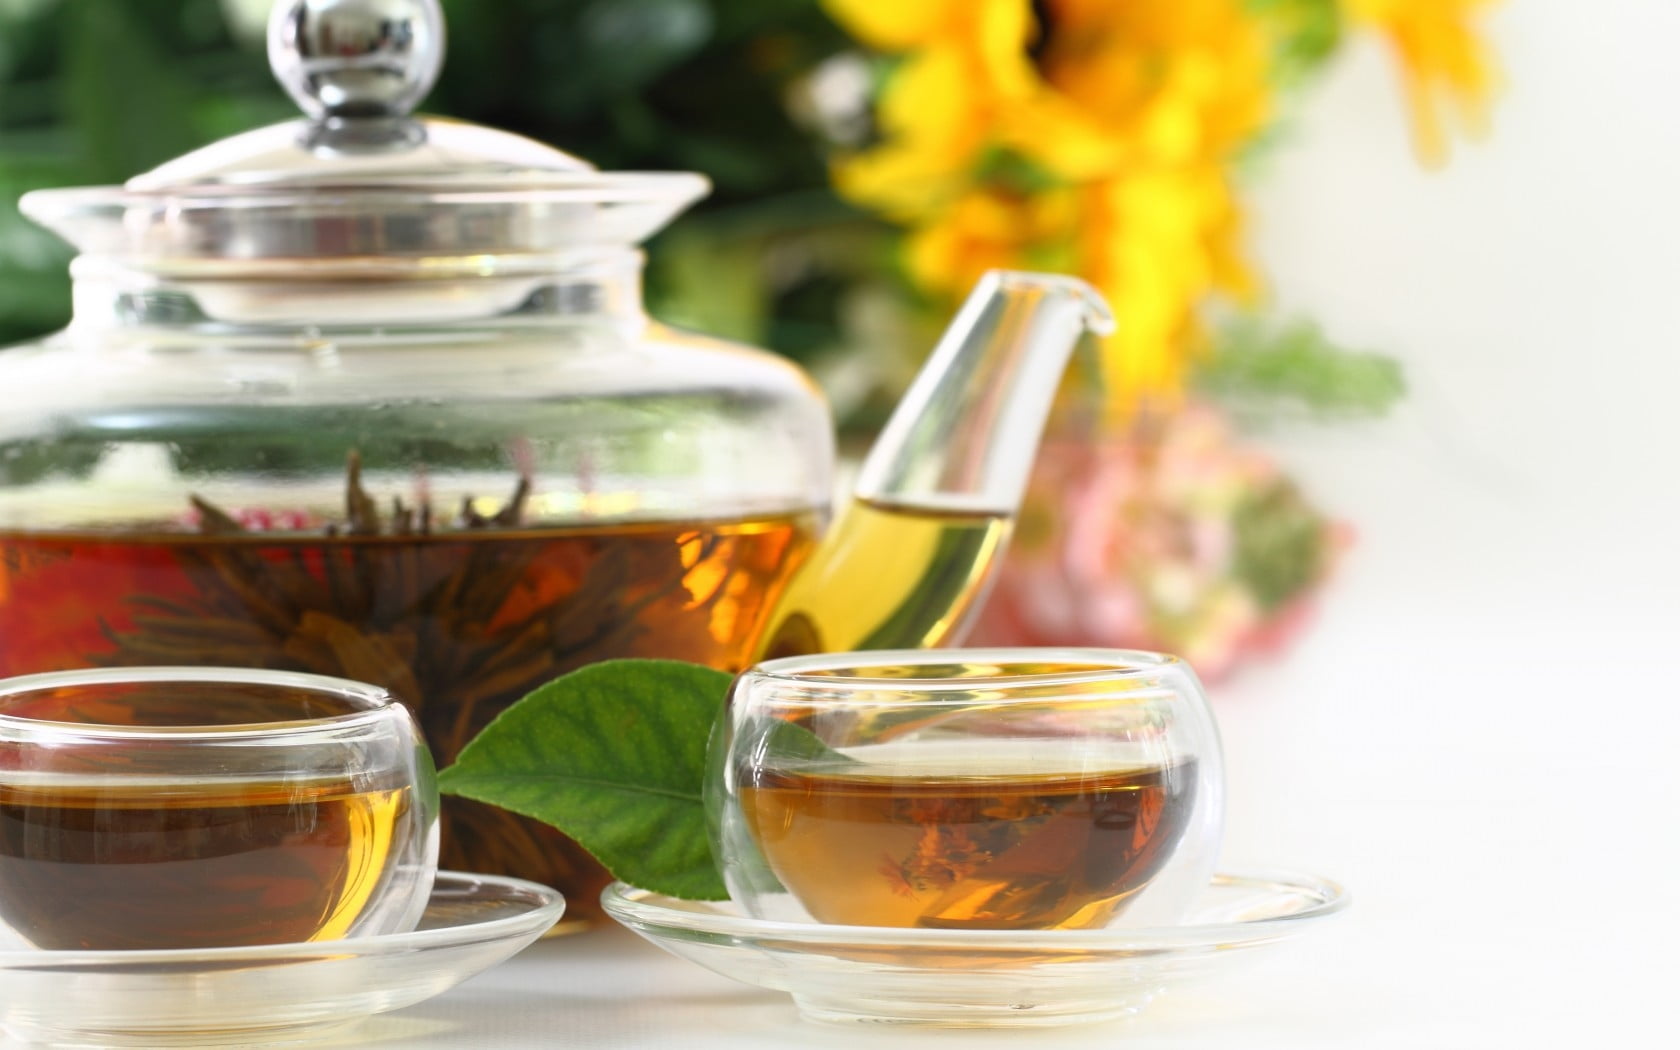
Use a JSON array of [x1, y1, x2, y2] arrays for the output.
[[825, 0, 1038, 218], [823, 0, 1497, 411], [826, 0, 1272, 410], [1343, 0, 1501, 165]]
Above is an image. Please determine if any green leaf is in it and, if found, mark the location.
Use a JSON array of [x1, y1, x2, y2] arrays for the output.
[[1197, 315, 1406, 423], [762, 715, 857, 767], [437, 659, 734, 901]]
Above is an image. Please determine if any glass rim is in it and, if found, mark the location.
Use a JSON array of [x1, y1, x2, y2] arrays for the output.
[[0, 665, 401, 738], [22, 171, 710, 209], [602, 868, 1349, 948], [748, 648, 1191, 695]]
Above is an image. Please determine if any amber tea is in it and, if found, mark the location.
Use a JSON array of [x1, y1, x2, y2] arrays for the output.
[[0, 510, 812, 919], [0, 666, 437, 951], [756, 499, 1009, 658], [740, 743, 1199, 930], [0, 774, 412, 951]]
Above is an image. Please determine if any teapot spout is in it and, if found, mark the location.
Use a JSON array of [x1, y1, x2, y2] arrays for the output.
[[855, 270, 1115, 516], [756, 271, 1113, 660]]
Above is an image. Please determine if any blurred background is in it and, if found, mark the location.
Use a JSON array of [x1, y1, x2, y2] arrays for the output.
[[0, 0, 1453, 679], [0, 4, 1672, 686], [1, 0, 1675, 1039]]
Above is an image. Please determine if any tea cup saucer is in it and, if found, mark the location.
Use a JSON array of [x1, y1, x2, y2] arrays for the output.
[[0, 870, 564, 1047], [602, 869, 1347, 1028]]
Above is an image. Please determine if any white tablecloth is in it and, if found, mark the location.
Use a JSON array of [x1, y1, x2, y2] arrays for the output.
[[345, 585, 1674, 1049]]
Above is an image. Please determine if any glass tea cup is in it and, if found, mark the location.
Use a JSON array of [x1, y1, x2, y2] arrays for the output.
[[0, 666, 439, 951], [709, 649, 1223, 931]]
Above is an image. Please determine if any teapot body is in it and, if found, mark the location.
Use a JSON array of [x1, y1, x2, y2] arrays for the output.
[[0, 255, 831, 913]]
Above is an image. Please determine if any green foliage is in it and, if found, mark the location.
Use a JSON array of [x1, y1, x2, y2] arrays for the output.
[[64, 1, 202, 182], [1197, 315, 1406, 422], [975, 146, 1065, 196], [0, 0, 289, 343], [438, 659, 734, 901], [0, 0, 1405, 437], [0, 0, 863, 350], [1247, 0, 1344, 89], [0, 160, 73, 333], [429, 0, 869, 350], [433, 0, 845, 199], [1232, 478, 1331, 612], [1236, 0, 1344, 168]]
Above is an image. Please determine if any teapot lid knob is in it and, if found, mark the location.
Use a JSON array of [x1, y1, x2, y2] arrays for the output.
[[268, 0, 445, 122]]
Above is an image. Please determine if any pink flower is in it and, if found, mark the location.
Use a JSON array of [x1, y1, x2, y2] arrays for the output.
[[971, 405, 1344, 682]]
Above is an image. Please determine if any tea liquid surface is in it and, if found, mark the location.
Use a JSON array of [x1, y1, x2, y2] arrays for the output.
[[0, 774, 409, 950], [742, 743, 1198, 930], [0, 515, 813, 914]]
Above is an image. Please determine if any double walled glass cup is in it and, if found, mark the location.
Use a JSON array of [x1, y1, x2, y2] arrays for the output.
[[0, 667, 439, 951], [710, 649, 1223, 931]]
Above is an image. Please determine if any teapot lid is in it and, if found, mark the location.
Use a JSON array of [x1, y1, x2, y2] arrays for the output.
[[20, 0, 708, 265]]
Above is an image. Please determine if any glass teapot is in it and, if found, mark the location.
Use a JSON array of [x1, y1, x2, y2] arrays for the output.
[[0, 0, 1111, 912]]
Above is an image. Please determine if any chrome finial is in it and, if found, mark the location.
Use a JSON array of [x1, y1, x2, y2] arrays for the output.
[[268, 0, 445, 122]]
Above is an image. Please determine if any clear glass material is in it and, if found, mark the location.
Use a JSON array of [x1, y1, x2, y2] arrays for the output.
[[0, 666, 439, 951], [0, 252, 833, 530], [708, 648, 1224, 932], [0, 0, 1113, 913], [603, 869, 1347, 1028], [854, 270, 1115, 515], [0, 870, 562, 1048], [751, 274, 1114, 658], [0, 247, 833, 916]]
